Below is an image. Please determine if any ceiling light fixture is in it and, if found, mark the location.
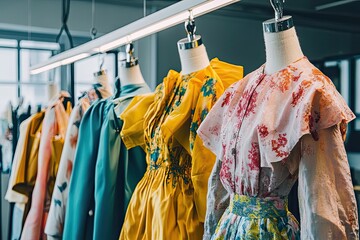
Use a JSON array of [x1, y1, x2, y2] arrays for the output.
[[315, 0, 358, 11], [30, 0, 240, 74]]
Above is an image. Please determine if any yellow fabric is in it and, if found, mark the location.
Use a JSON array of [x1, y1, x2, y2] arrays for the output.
[[13, 111, 45, 197], [48, 102, 70, 200], [120, 93, 155, 150], [191, 59, 243, 221], [119, 58, 243, 240], [5, 116, 34, 203]]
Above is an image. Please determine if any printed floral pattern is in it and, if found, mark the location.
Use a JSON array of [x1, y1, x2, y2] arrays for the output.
[[120, 59, 244, 240], [45, 98, 90, 238], [213, 194, 300, 239], [198, 56, 358, 239]]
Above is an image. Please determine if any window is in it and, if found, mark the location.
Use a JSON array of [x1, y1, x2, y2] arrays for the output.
[[0, 38, 60, 116], [323, 60, 350, 104]]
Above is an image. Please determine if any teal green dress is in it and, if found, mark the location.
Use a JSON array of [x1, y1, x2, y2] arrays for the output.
[[63, 83, 150, 240], [93, 85, 149, 240]]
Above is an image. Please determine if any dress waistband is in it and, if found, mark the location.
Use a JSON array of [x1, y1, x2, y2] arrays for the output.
[[229, 194, 289, 218]]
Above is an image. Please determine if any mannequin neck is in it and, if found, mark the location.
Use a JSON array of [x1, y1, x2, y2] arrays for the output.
[[118, 64, 146, 87], [178, 44, 210, 75], [93, 73, 112, 98], [264, 27, 304, 75]]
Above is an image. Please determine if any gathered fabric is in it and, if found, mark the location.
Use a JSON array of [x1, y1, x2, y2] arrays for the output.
[[213, 194, 300, 239], [198, 56, 358, 239], [120, 58, 243, 240]]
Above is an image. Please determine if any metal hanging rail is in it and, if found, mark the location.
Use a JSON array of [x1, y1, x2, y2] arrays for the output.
[[30, 0, 240, 74]]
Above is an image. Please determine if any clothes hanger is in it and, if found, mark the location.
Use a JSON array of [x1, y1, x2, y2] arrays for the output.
[[177, 10, 203, 50], [263, 0, 294, 33], [119, 43, 139, 68], [94, 53, 107, 77]]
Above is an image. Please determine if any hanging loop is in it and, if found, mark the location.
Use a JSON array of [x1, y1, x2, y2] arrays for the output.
[[90, 27, 97, 40], [126, 43, 134, 63], [270, 0, 285, 21], [263, 0, 293, 33], [177, 10, 202, 50], [120, 43, 138, 68], [99, 53, 105, 70], [185, 10, 196, 42]]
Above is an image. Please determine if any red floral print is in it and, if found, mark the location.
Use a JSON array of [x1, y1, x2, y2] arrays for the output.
[[271, 133, 289, 158], [245, 91, 258, 117], [220, 157, 234, 191], [221, 92, 232, 107], [291, 85, 305, 107], [236, 89, 250, 117], [257, 124, 269, 138], [292, 72, 303, 82], [248, 142, 260, 171], [208, 124, 220, 136]]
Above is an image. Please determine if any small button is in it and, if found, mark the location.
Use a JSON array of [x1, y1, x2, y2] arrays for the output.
[[88, 210, 93, 216]]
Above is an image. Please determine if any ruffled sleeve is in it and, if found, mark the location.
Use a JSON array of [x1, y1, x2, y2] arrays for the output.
[[299, 124, 359, 239], [257, 70, 355, 168], [120, 93, 155, 149]]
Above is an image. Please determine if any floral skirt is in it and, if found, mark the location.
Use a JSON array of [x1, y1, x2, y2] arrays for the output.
[[212, 194, 300, 240]]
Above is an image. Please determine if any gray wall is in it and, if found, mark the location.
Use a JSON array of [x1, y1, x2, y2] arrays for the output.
[[0, 0, 145, 36], [156, 13, 360, 82]]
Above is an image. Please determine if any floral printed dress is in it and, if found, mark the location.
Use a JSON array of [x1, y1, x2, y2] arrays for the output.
[[119, 58, 243, 240], [198, 56, 359, 239], [45, 84, 111, 239], [44, 97, 90, 239], [21, 94, 71, 240]]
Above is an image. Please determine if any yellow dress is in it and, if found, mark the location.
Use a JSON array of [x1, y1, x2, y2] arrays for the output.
[[119, 58, 243, 240]]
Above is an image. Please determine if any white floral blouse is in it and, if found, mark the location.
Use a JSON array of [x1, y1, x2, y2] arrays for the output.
[[198, 56, 359, 239]]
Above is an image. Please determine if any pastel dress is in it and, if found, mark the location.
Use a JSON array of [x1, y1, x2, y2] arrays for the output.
[[45, 83, 112, 239], [45, 97, 90, 239], [119, 58, 243, 240], [21, 96, 71, 240], [5, 113, 43, 239], [197, 56, 359, 239]]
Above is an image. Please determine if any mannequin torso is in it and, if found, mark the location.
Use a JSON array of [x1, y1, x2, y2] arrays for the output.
[[118, 64, 146, 87], [263, 26, 304, 75], [178, 44, 210, 75]]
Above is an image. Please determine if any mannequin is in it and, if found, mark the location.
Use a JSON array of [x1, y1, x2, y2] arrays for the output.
[[263, 0, 304, 75], [177, 15, 210, 75], [90, 69, 112, 100], [94, 69, 109, 86], [118, 43, 146, 86]]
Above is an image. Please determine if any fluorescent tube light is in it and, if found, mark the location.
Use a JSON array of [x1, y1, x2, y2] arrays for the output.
[[30, 0, 240, 75], [315, 0, 358, 10], [61, 53, 90, 65], [30, 53, 90, 75], [98, 37, 129, 53], [192, 0, 237, 16], [30, 62, 61, 75]]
